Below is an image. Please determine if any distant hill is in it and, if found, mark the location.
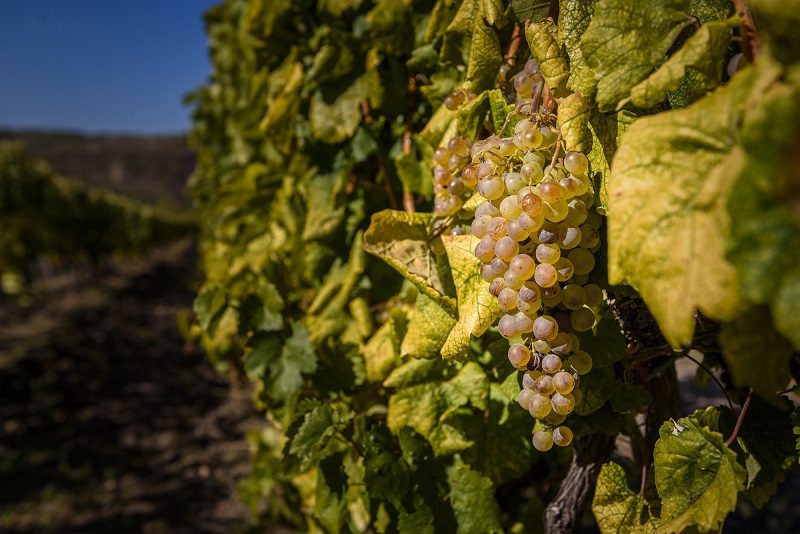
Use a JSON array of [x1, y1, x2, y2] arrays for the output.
[[0, 130, 195, 207]]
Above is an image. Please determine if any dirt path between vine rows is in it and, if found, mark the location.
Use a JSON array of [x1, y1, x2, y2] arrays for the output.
[[0, 240, 265, 533]]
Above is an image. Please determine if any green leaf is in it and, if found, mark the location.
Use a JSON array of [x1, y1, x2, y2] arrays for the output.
[[509, 0, 550, 24], [559, 0, 599, 95], [593, 462, 660, 534], [720, 309, 794, 402], [625, 18, 735, 109], [749, 0, 800, 67], [366, 0, 414, 55], [576, 313, 627, 367], [384, 357, 446, 388], [194, 285, 227, 334], [446, 455, 503, 534], [489, 89, 515, 136], [249, 322, 318, 403], [557, 92, 592, 152], [364, 425, 411, 500], [525, 20, 569, 92], [401, 291, 458, 359], [580, 0, 692, 111], [609, 383, 652, 413], [315, 453, 348, 533], [364, 210, 456, 312], [457, 90, 492, 140], [607, 68, 758, 347], [394, 137, 435, 197], [574, 366, 615, 416], [440, 235, 503, 360], [288, 404, 339, 470], [363, 309, 407, 383], [302, 169, 348, 240], [310, 71, 379, 144], [238, 282, 284, 334], [653, 408, 746, 533], [441, 0, 504, 93], [592, 109, 635, 213]]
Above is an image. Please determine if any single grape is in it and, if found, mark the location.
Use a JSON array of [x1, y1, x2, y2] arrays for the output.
[[533, 315, 558, 341], [532, 430, 553, 452], [543, 199, 569, 222], [545, 411, 566, 425], [568, 350, 593, 375], [552, 371, 575, 394], [579, 224, 600, 249], [498, 138, 516, 157], [542, 292, 562, 308], [475, 200, 500, 218], [481, 263, 500, 282], [487, 217, 508, 239], [520, 162, 543, 183], [517, 212, 543, 233], [533, 339, 550, 353], [557, 226, 582, 249], [552, 426, 574, 447], [563, 152, 588, 174], [559, 176, 581, 198], [476, 161, 495, 180], [569, 333, 581, 352], [514, 119, 533, 134], [514, 71, 534, 98], [495, 236, 519, 262], [444, 90, 466, 111], [524, 58, 540, 75], [497, 287, 518, 311], [447, 178, 467, 197], [517, 388, 535, 410], [434, 194, 461, 216], [522, 129, 542, 149], [549, 332, 572, 355], [509, 254, 536, 279], [571, 273, 590, 285], [521, 193, 544, 217], [517, 297, 541, 315], [534, 374, 555, 396], [529, 393, 552, 418], [434, 146, 451, 166], [448, 154, 466, 172], [518, 283, 541, 303], [540, 126, 557, 147], [488, 278, 505, 297], [522, 370, 542, 389], [523, 150, 546, 166], [534, 221, 559, 244], [499, 195, 521, 219], [508, 343, 531, 368], [571, 387, 583, 405], [553, 258, 574, 281], [561, 284, 587, 310], [503, 270, 526, 290], [565, 199, 588, 225], [433, 165, 451, 186], [568, 248, 595, 275], [475, 236, 497, 262], [551, 392, 575, 415], [572, 175, 590, 195], [536, 243, 561, 264], [539, 180, 565, 203], [584, 283, 604, 310], [534, 263, 558, 287], [478, 176, 505, 200], [541, 353, 562, 374], [471, 215, 491, 238], [498, 314, 519, 339], [514, 311, 534, 333], [507, 219, 530, 241], [570, 307, 595, 332], [504, 172, 525, 195]]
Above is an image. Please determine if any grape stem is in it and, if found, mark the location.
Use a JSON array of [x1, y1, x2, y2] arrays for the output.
[[549, 131, 563, 170], [725, 388, 753, 446], [682, 351, 735, 412], [732, 0, 761, 61], [505, 24, 522, 66], [402, 131, 416, 213]]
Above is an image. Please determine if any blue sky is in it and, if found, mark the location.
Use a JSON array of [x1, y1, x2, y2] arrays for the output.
[[0, 1, 218, 134]]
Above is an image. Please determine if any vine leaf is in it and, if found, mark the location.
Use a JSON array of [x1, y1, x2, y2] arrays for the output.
[[592, 109, 635, 214], [446, 455, 503, 533], [653, 408, 746, 533], [719, 309, 793, 403], [364, 210, 456, 312], [558, 0, 598, 95], [363, 309, 407, 382], [401, 291, 458, 359], [441, 0, 503, 93], [580, 0, 692, 111], [525, 20, 569, 93], [509, 0, 550, 24], [607, 68, 758, 347], [288, 403, 351, 470], [246, 322, 318, 402], [557, 92, 592, 152], [625, 18, 735, 109], [440, 235, 503, 360], [593, 462, 660, 534], [310, 68, 381, 143]]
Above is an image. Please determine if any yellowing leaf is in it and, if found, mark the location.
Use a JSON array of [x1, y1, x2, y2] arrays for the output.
[[440, 235, 502, 360], [607, 69, 757, 346], [364, 210, 456, 312], [557, 92, 592, 152], [446, 455, 503, 533], [525, 20, 568, 92], [559, 0, 598, 95], [593, 462, 660, 534], [580, 0, 692, 111], [401, 292, 457, 359], [653, 408, 746, 533]]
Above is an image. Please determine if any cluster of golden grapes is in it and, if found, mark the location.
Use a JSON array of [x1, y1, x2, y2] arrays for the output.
[[434, 59, 603, 451]]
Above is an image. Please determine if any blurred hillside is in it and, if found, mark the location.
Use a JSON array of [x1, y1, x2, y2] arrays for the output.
[[0, 130, 194, 207]]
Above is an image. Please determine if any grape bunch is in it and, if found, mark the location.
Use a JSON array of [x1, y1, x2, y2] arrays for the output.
[[431, 135, 472, 216], [461, 61, 602, 452]]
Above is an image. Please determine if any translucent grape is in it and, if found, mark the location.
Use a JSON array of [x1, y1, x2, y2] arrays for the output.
[[434, 165, 451, 185], [476, 162, 495, 180], [534, 374, 555, 395], [509, 254, 536, 279], [433, 146, 451, 166], [517, 388, 535, 410], [549, 332, 572, 355], [565, 199, 588, 226], [504, 172, 525, 195], [551, 393, 575, 415], [498, 138, 516, 157], [462, 164, 479, 188], [541, 353, 562, 374], [517, 212, 543, 233], [520, 162, 543, 183], [478, 176, 505, 200], [481, 263, 500, 282], [552, 371, 575, 394], [568, 248, 595, 275], [563, 151, 588, 174], [561, 284, 587, 310], [495, 236, 519, 262], [471, 215, 491, 238], [448, 154, 465, 172], [536, 243, 561, 264], [498, 314, 519, 339], [507, 219, 529, 241], [518, 283, 541, 303], [487, 217, 508, 239], [522, 370, 541, 389], [514, 311, 534, 333], [444, 91, 466, 111], [523, 151, 546, 166], [514, 119, 533, 134], [447, 178, 467, 197], [533, 315, 558, 341], [534, 263, 558, 288], [508, 343, 531, 368], [572, 175, 590, 195], [545, 411, 566, 425], [517, 297, 541, 315], [532, 339, 550, 353], [539, 180, 565, 202], [557, 226, 582, 250], [497, 287, 518, 311], [552, 426, 574, 447], [579, 224, 600, 249], [475, 200, 500, 218], [559, 176, 581, 198], [524, 58, 540, 75], [503, 270, 526, 290], [540, 126, 557, 147], [534, 221, 559, 244], [514, 72, 534, 98], [542, 292, 562, 308], [584, 283, 604, 310], [543, 199, 569, 222], [570, 307, 595, 332], [569, 333, 581, 352], [553, 258, 574, 281], [529, 394, 552, 418], [488, 278, 505, 297], [500, 195, 523, 220], [475, 236, 496, 262], [568, 350, 593, 375], [520, 193, 544, 217], [532, 430, 553, 452]]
